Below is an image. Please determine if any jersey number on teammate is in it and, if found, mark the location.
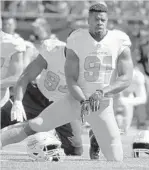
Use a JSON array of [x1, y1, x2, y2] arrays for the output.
[[44, 71, 67, 93]]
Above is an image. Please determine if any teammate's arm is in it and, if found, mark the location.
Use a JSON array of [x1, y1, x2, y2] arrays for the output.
[[14, 54, 47, 101], [11, 54, 47, 122], [0, 51, 24, 89], [103, 46, 133, 97], [65, 48, 86, 102]]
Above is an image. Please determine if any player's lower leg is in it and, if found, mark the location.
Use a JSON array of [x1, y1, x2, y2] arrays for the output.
[[0, 121, 35, 147]]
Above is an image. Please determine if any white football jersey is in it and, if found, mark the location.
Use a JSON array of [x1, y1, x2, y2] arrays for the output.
[[0, 31, 26, 107], [37, 39, 67, 102], [122, 68, 145, 97], [0, 31, 26, 79], [66, 28, 131, 98]]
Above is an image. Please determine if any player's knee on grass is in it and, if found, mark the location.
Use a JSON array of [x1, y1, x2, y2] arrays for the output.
[[104, 140, 123, 162], [29, 117, 44, 132]]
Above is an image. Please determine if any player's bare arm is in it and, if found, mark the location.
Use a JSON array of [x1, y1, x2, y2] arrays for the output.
[[14, 54, 47, 101], [10, 54, 47, 122], [0, 51, 24, 89], [65, 48, 90, 121], [103, 46, 133, 97], [65, 48, 86, 102]]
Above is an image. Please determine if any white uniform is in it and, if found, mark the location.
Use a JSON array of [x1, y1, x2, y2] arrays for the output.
[[0, 31, 26, 107], [115, 68, 147, 132], [36, 39, 67, 102], [29, 29, 131, 161]]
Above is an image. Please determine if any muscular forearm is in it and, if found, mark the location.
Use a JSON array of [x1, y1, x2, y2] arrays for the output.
[[66, 78, 86, 102], [13, 75, 29, 101], [103, 75, 132, 97]]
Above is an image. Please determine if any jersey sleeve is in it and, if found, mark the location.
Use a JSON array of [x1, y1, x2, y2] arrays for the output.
[[66, 29, 81, 56], [116, 30, 131, 55]]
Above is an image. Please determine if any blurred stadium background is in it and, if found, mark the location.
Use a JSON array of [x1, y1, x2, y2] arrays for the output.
[[1, 0, 149, 61], [1, 0, 149, 70], [1, 1, 149, 169], [2, 0, 149, 125]]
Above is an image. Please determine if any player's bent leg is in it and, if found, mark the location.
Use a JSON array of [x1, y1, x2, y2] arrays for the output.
[[56, 119, 83, 156], [29, 94, 81, 133], [86, 99, 123, 162], [1, 121, 35, 147]]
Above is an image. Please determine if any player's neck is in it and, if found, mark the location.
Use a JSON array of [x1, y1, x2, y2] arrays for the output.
[[89, 29, 108, 42]]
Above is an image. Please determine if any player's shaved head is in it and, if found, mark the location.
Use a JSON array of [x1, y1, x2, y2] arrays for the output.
[[88, 1, 108, 40], [89, 1, 108, 13]]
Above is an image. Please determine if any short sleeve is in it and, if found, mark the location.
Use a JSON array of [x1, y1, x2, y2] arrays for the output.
[[116, 30, 131, 55], [66, 29, 81, 56]]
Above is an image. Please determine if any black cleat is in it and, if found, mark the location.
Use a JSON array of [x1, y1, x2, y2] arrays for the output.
[[89, 130, 100, 160]]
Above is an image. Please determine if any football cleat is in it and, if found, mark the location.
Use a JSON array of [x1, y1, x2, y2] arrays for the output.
[[27, 131, 65, 162], [132, 130, 149, 158], [89, 130, 100, 160]]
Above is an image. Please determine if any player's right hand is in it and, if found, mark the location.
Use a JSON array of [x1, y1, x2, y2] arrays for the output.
[[11, 100, 27, 122], [80, 100, 90, 123]]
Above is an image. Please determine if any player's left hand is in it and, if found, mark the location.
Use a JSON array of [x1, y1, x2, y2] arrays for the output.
[[80, 100, 90, 123], [11, 100, 27, 122], [89, 90, 104, 112]]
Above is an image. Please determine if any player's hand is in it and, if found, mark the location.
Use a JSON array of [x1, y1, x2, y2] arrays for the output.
[[11, 100, 27, 122], [89, 90, 104, 112], [80, 100, 90, 123]]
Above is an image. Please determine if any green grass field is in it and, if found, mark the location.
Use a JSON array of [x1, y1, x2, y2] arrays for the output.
[[1, 127, 149, 170]]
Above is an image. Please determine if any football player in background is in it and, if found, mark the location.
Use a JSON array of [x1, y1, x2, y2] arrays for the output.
[[0, 2, 133, 162], [1, 17, 56, 126], [0, 18, 26, 109], [1, 39, 83, 156], [2, 17, 21, 38], [114, 66, 147, 134], [65, 2, 133, 161]]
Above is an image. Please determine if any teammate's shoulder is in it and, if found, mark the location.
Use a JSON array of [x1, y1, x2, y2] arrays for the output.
[[1, 31, 14, 41], [40, 38, 65, 54], [25, 40, 35, 49], [43, 38, 66, 47]]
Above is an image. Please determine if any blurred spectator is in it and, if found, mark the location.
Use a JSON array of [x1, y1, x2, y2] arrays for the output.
[[2, 18, 20, 38], [68, 1, 89, 18], [43, 1, 69, 15], [29, 17, 57, 43], [114, 66, 147, 133]]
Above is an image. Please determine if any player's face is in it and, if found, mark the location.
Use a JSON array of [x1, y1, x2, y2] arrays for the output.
[[33, 26, 48, 40], [3, 19, 16, 34], [88, 12, 108, 35]]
